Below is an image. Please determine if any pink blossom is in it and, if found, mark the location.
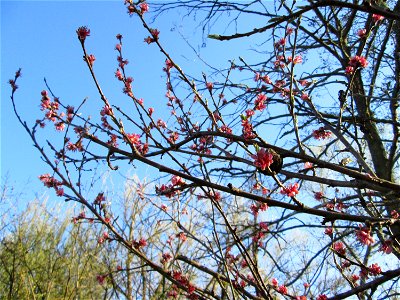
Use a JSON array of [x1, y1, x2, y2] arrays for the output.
[[96, 274, 107, 285], [372, 14, 384, 23], [280, 183, 299, 197], [39, 174, 62, 189], [139, 2, 149, 14], [254, 93, 267, 111], [325, 227, 333, 236], [304, 162, 313, 169], [271, 278, 278, 286], [56, 188, 64, 197], [115, 69, 123, 80], [298, 79, 310, 87], [292, 55, 303, 64], [76, 26, 90, 41], [177, 232, 187, 242], [246, 109, 255, 117], [259, 222, 269, 230], [356, 225, 375, 246], [317, 295, 328, 300], [286, 27, 294, 35], [391, 210, 399, 218], [133, 238, 147, 249], [206, 82, 213, 92], [126, 133, 141, 146], [314, 191, 324, 200], [348, 56, 368, 68], [333, 242, 346, 255], [241, 119, 256, 139], [313, 127, 332, 140], [171, 175, 185, 186], [278, 285, 288, 295], [148, 107, 154, 116], [274, 38, 286, 49], [345, 66, 355, 75], [357, 28, 367, 38], [252, 148, 273, 171], [301, 93, 310, 101], [87, 54, 96, 66], [368, 263, 382, 276], [351, 274, 359, 282]]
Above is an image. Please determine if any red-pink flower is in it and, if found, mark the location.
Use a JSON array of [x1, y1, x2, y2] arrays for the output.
[[368, 263, 382, 276], [206, 82, 213, 92], [271, 278, 278, 286], [313, 127, 332, 140], [139, 2, 149, 14], [171, 175, 185, 186], [115, 69, 123, 81], [126, 133, 141, 146], [254, 93, 267, 111], [372, 14, 384, 23], [298, 79, 310, 87], [241, 119, 256, 139], [351, 274, 360, 282], [317, 295, 328, 300], [76, 26, 90, 41], [177, 232, 187, 242], [96, 274, 107, 285], [133, 238, 147, 249], [252, 148, 274, 171], [304, 162, 313, 169], [333, 242, 346, 255], [87, 54, 96, 67], [278, 285, 288, 295], [314, 191, 324, 200], [259, 222, 269, 231], [345, 66, 355, 75], [324, 227, 333, 236], [348, 56, 368, 69], [280, 183, 299, 197], [56, 188, 64, 197], [357, 28, 367, 38], [356, 225, 375, 246], [274, 38, 286, 49], [292, 55, 303, 64], [301, 93, 310, 101]]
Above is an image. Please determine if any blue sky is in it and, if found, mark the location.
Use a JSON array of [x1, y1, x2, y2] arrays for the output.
[[1, 1, 267, 200]]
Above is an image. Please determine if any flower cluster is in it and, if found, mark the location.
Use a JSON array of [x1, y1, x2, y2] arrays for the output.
[[280, 183, 299, 197], [132, 238, 147, 250], [144, 28, 160, 44], [76, 26, 90, 42], [333, 242, 346, 255], [346, 55, 368, 75], [156, 175, 186, 199], [252, 148, 274, 171], [241, 118, 256, 139], [126, 133, 149, 155], [254, 93, 267, 111], [39, 173, 64, 196], [356, 225, 375, 246], [171, 270, 196, 296], [250, 202, 268, 217], [312, 127, 332, 140]]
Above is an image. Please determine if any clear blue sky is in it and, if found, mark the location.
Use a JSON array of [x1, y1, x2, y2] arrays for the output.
[[1, 1, 266, 200]]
